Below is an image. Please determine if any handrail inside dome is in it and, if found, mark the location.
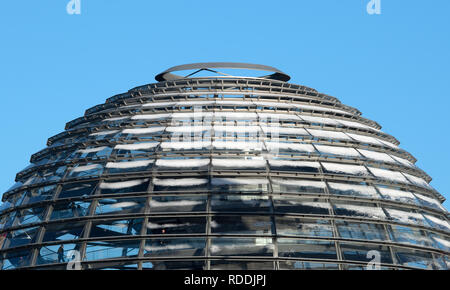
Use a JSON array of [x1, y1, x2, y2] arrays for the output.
[[155, 62, 291, 82]]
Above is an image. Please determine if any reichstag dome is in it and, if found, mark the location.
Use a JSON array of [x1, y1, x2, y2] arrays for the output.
[[0, 63, 449, 270]]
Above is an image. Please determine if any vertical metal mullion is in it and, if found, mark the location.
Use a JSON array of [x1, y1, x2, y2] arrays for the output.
[[372, 184, 398, 266], [29, 182, 65, 267], [269, 195, 278, 270], [138, 180, 154, 270], [324, 179, 343, 270], [78, 182, 102, 268], [205, 194, 212, 270]]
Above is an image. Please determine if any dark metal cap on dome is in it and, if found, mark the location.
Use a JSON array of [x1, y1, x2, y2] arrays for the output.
[[155, 62, 291, 82]]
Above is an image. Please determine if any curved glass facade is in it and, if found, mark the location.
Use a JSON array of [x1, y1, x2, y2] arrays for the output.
[[0, 63, 449, 270]]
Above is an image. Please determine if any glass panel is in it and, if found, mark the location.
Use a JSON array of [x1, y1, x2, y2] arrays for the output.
[[429, 233, 450, 252], [1, 249, 32, 269], [430, 254, 449, 270], [106, 159, 154, 174], [13, 206, 47, 227], [153, 178, 208, 192], [43, 221, 86, 242], [147, 216, 206, 235], [67, 163, 104, 179], [89, 218, 143, 238], [17, 185, 57, 206], [2, 211, 17, 229], [211, 178, 268, 193], [36, 243, 79, 265], [422, 213, 450, 232], [210, 195, 271, 213], [157, 158, 210, 171], [210, 237, 273, 257], [32, 166, 67, 184], [72, 146, 112, 160], [50, 200, 91, 220], [384, 207, 426, 227], [211, 215, 273, 235], [336, 220, 387, 241], [269, 160, 320, 173], [113, 142, 158, 158], [144, 238, 206, 257], [392, 247, 435, 269], [272, 178, 326, 194], [273, 196, 331, 215], [276, 217, 333, 237], [85, 240, 141, 261], [2, 226, 40, 249], [100, 179, 149, 194], [149, 195, 207, 213], [340, 243, 393, 264], [414, 193, 445, 211], [277, 239, 337, 259], [211, 158, 266, 171], [95, 197, 147, 216], [333, 201, 386, 219], [322, 163, 370, 177], [377, 186, 418, 205], [58, 181, 97, 199], [328, 182, 379, 199], [388, 225, 433, 247]]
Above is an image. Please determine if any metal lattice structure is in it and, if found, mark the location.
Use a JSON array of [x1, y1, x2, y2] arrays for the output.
[[0, 63, 449, 270]]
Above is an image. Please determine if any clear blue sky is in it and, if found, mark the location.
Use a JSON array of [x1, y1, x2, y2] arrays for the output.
[[0, 1, 449, 208]]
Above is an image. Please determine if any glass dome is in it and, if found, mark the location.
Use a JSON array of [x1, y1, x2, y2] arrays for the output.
[[0, 63, 448, 270]]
